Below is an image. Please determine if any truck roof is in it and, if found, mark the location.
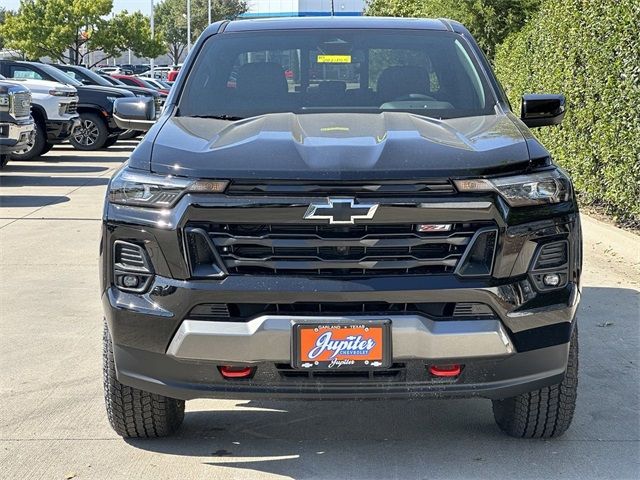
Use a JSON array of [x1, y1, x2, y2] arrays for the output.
[[217, 16, 453, 34]]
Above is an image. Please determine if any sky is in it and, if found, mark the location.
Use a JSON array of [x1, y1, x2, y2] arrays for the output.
[[4, 0, 153, 15]]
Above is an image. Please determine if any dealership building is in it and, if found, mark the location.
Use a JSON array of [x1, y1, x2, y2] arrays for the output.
[[242, 0, 365, 18]]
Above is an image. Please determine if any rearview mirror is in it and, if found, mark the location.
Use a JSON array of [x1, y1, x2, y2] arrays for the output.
[[521, 94, 566, 127], [113, 97, 155, 131]]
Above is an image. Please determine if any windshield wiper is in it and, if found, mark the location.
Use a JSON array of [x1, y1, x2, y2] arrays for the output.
[[188, 114, 244, 121]]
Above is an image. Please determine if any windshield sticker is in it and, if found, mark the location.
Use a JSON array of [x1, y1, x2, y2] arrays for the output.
[[317, 55, 352, 64]]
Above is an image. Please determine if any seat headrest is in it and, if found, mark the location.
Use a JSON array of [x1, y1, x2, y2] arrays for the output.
[[377, 66, 429, 101], [236, 62, 288, 98], [317, 81, 346, 96]]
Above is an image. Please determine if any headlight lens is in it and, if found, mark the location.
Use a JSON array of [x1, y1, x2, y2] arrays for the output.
[[49, 89, 70, 96], [454, 169, 571, 206], [108, 168, 228, 208]]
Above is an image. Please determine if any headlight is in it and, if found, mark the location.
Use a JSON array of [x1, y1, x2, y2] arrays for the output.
[[49, 90, 71, 96], [454, 169, 571, 207], [108, 168, 229, 208]]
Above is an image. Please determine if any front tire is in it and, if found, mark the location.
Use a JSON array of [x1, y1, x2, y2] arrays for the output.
[[0, 153, 8, 169], [9, 122, 46, 161], [103, 321, 185, 438], [492, 324, 578, 438], [70, 113, 109, 150]]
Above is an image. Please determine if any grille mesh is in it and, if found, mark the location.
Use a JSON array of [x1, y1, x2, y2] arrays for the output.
[[11, 92, 31, 118], [66, 102, 78, 115], [188, 222, 493, 277]]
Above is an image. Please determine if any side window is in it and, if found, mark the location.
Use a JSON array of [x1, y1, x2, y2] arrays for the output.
[[62, 70, 79, 80], [9, 66, 44, 80]]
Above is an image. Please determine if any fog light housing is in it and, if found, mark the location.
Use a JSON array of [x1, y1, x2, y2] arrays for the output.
[[543, 273, 561, 287], [122, 275, 140, 288]]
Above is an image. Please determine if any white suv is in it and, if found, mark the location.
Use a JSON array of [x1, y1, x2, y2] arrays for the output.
[[2, 76, 80, 160]]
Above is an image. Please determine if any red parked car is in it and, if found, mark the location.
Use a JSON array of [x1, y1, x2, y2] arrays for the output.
[[167, 69, 180, 82], [111, 75, 170, 95]]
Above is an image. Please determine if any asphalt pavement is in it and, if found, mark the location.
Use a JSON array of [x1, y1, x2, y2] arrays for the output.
[[1, 142, 638, 480]]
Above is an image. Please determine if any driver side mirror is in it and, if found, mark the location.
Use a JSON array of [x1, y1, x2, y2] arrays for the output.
[[113, 97, 156, 131], [521, 94, 566, 127]]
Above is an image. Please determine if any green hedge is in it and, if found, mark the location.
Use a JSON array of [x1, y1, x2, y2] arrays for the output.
[[494, 0, 640, 224]]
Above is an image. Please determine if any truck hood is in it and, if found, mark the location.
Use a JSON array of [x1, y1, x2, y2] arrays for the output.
[[149, 112, 532, 180], [77, 84, 134, 97], [2, 78, 76, 95]]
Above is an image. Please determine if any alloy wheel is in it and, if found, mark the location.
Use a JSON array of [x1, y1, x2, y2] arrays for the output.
[[73, 119, 101, 147], [12, 135, 35, 155]]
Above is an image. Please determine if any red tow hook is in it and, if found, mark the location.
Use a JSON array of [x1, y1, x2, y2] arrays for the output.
[[218, 366, 255, 379], [428, 364, 462, 377]]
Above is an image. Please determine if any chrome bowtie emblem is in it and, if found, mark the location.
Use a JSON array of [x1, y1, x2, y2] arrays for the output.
[[303, 198, 379, 225]]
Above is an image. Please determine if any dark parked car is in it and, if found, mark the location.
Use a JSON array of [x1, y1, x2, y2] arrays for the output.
[[120, 64, 150, 75], [103, 17, 581, 439], [53, 64, 165, 140], [110, 74, 170, 95], [0, 60, 134, 150]]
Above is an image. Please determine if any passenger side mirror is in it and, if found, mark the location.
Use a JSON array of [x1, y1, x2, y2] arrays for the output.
[[521, 94, 566, 127], [113, 97, 155, 131]]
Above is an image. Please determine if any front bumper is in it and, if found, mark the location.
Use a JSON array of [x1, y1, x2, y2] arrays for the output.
[[113, 340, 570, 401], [0, 119, 35, 152], [46, 117, 80, 143], [103, 275, 578, 400]]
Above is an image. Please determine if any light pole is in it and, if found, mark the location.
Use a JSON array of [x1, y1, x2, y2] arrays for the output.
[[187, 0, 192, 54], [208, 0, 211, 25], [150, 0, 155, 78]]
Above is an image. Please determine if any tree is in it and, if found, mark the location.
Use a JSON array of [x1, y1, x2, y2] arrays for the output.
[[0, 8, 6, 50], [494, 0, 640, 224], [366, 0, 540, 59], [0, 0, 164, 66], [155, 0, 247, 64]]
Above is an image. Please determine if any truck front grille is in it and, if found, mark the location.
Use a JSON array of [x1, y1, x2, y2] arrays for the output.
[[185, 222, 496, 277], [10, 92, 31, 118]]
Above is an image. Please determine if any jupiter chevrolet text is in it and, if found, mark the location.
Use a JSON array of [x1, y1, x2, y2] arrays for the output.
[[102, 17, 581, 439]]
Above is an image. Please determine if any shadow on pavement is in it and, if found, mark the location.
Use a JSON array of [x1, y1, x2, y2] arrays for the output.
[[2, 164, 110, 174], [0, 175, 110, 188], [124, 285, 639, 479], [0, 195, 70, 208]]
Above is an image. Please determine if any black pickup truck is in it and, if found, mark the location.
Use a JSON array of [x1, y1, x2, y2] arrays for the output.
[[0, 78, 35, 168], [104, 17, 581, 439], [0, 60, 134, 150], [53, 64, 165, 140]]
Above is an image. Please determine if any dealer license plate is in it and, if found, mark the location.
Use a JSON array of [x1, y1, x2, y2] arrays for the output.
[[292, 321, 391, 370]]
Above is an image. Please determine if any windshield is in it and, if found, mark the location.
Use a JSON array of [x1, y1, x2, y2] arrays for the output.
[[37, 63, 83, 87], [179, 29, 495, 119]]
